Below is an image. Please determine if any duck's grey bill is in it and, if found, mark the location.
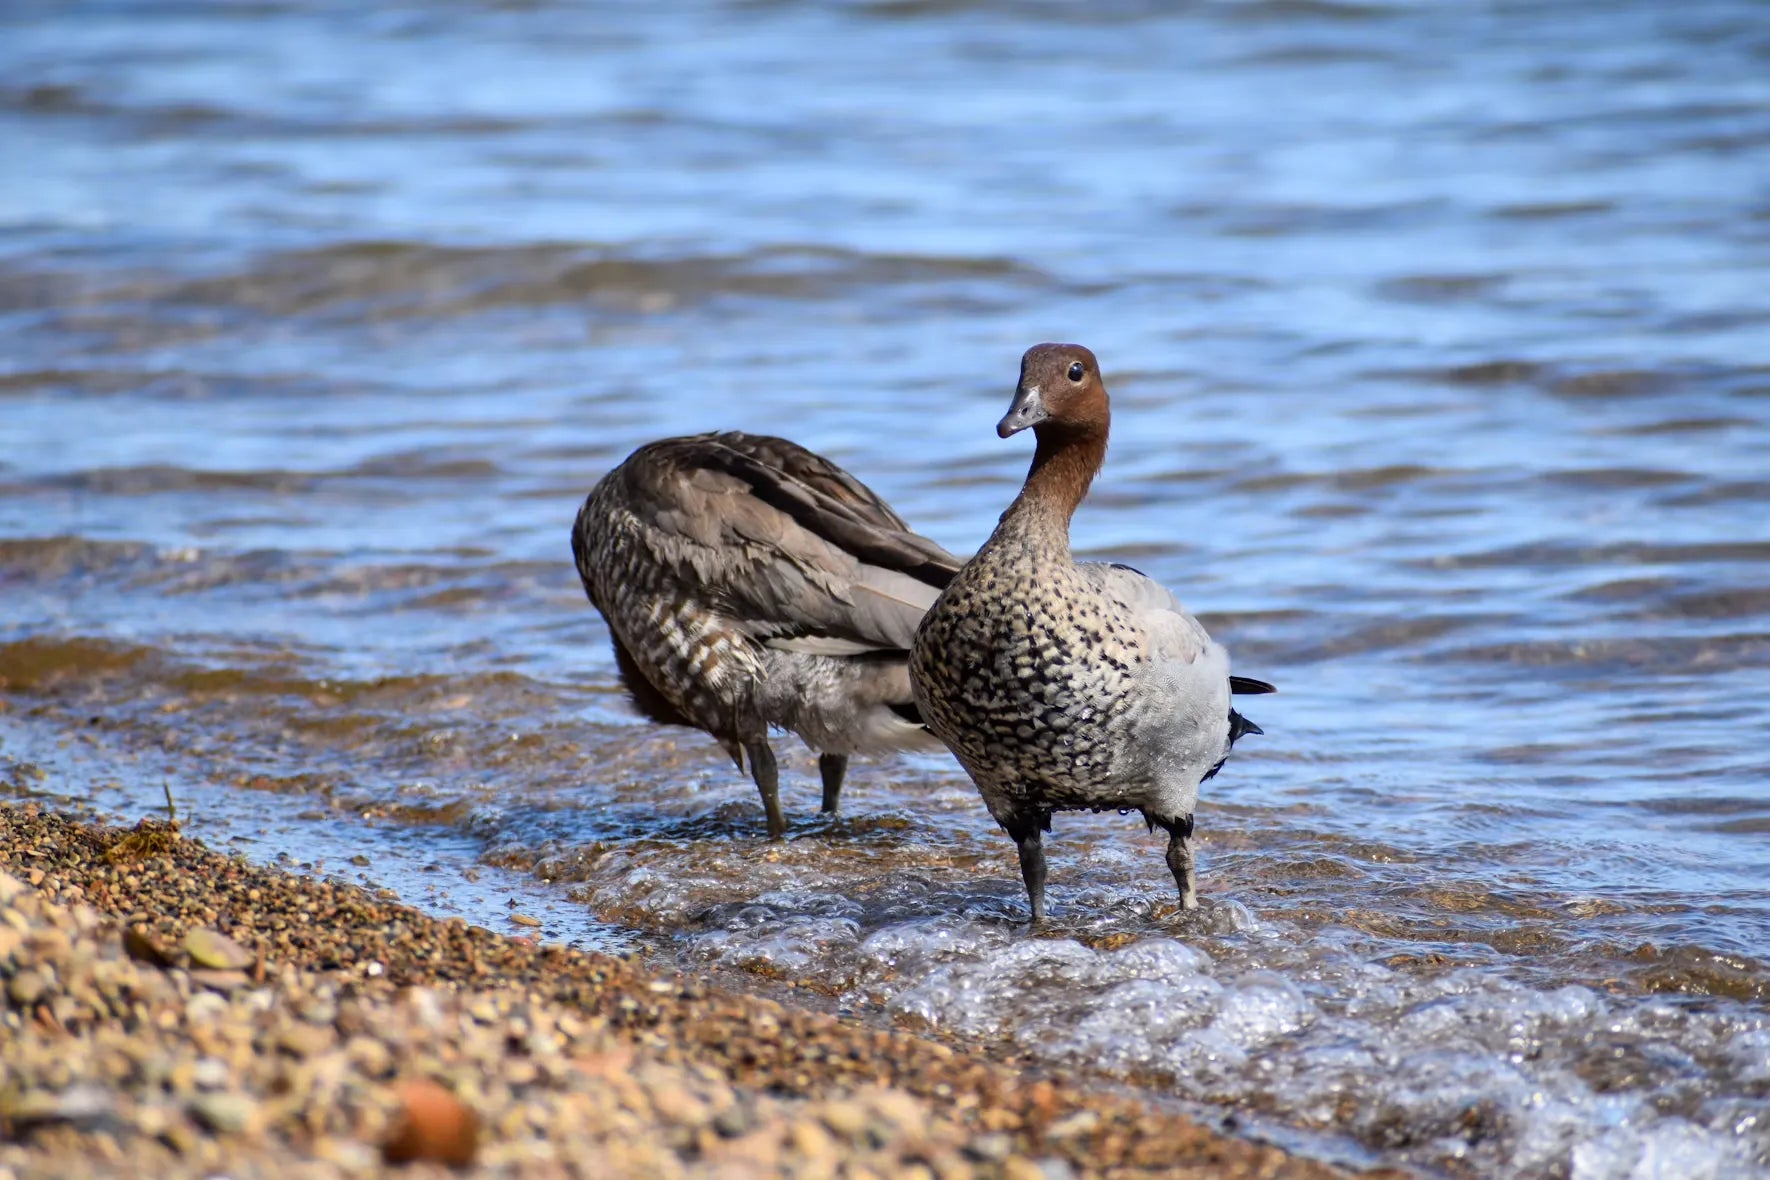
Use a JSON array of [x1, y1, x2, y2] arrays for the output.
[[997, 385, 1048, 438]]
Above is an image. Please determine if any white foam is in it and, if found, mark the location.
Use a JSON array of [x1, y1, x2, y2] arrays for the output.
[[569, 845, 1770, 1178], [1572, 1117, 1763, 1180], [694, 913, 862, 973]]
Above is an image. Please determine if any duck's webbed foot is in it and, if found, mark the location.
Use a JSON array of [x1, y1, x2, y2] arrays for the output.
[[1151, 813, 1198, 910], [1002, 810, 1054, 923], [745, 740, 786, 839], [818, 753, 848, 815]]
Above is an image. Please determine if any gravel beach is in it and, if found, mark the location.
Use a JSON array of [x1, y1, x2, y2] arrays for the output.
[[0, 805, 1386, 1179]]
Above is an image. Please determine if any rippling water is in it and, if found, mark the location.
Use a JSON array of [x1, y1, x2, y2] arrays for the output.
[[4, 2, 1769, 1176]]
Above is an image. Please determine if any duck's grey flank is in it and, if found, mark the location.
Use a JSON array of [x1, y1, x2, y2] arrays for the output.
[[910, 344, 1272, 920], [573, 431, 963, 837]]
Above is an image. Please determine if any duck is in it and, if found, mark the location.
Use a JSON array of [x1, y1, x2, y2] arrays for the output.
[[910, 344, 1273, 920], [572, 431, 964, 837]]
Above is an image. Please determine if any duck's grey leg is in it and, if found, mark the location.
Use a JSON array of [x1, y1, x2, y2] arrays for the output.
[[1018, 832, 1048, 923], [1003, 815, 1049, 923], [1162, 815, 1198, 910], [818, 753, 848, 815], [745, 740, 786, 839]]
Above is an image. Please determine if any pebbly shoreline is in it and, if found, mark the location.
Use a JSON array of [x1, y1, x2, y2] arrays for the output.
[[0, 805, 1389, 1178]]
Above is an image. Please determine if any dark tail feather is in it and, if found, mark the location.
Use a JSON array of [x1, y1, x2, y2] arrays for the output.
[[1230, 675, 1276, 695], [1203, 707, 1265, 785], [610, 636, 697, 729], [888, 700, 923, 725]]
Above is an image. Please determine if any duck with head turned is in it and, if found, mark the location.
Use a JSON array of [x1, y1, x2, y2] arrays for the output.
[[574, 431, 964, 838], [910, 344, 1273, 921]]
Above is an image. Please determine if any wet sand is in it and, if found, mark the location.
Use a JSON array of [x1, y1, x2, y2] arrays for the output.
[[0, 803, 1389, 1179]]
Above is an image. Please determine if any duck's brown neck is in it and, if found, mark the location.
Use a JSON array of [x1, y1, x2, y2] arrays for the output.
[[1002, 423, 1107, 535]]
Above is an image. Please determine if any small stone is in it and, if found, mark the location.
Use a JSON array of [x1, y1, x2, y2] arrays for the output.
[[3, 1085, 115, 1130], [168, 1060, 198, 1096], [159, 1120, 199, 1156], [122, 926, 176, 968], [299, 996, 338, 1025], [133, 1104, 173, 1138], [346, 1036, 394, 1078], [1044, 1110, 1099, 1139], [276, 1024, 334, 1057], [401, 986, 445, 1026], [7, 967, 49, 1006], [2, 1090, 67, 1127], [184, 928, 252, 970], [383, 1080, 478, 1167], [713, 1102, 757, 1139], [790, 1118, 838, 1161], [314, 1136, 378, 1170], [191, 1057, 231, 1091], [47, 993, 79, 1030], [510, 913, 542, 928], [649, 1083, 708, 1127], [185, 991, 231, 1022], [189, 968, 250, 992], [819, 1100, 869, 1140], [189, 1092, 257, 1134], [964, 1132, 1013, 1162], [867, 1090, 929, 1135], [59, 1084, 118, 1128], [26, 927, 69, 960]]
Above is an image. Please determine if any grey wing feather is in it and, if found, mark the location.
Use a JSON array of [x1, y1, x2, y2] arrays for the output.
[[626, 433, 963, 655], [1077, 562, 1219, 666]]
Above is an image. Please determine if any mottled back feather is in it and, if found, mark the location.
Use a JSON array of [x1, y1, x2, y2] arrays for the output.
[[573, 431, 963, 759]]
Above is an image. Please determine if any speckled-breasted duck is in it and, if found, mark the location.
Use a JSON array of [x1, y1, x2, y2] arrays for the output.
[[910, 344, 1273, 920], [573, 431, 963, 837]]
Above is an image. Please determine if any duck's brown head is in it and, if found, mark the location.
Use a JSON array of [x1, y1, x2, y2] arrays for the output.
[[997, 343, 1108, 440]]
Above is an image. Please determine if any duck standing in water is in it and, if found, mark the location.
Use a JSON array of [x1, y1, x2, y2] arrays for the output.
[[911, 344, 1273, 920], [573, 432, 963, 837]]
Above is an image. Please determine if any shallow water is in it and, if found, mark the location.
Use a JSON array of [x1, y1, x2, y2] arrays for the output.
[[3, 1, 1769, 1175]]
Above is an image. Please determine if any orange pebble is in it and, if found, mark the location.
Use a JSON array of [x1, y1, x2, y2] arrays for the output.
[[383, 1079, 479, 1167]]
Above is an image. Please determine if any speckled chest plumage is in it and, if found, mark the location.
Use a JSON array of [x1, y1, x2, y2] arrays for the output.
[[911, 517, 1154, 812]]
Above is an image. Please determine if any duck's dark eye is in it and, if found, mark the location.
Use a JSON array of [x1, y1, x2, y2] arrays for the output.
[[1067, 361, 1086, 382]]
